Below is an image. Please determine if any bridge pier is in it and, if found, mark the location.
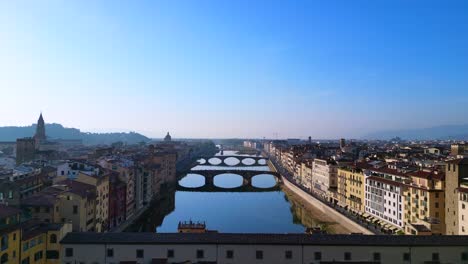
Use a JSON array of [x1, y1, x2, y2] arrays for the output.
[[205, 176, 214, 186], [243, 178, 251, 187]]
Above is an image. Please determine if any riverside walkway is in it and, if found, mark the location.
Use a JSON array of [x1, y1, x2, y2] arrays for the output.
[[268, 156, 382, 235]]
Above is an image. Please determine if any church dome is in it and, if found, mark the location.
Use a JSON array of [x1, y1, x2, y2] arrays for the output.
[[164, 132, 172, 142]]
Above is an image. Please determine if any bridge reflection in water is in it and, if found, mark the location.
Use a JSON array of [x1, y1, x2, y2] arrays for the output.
[[177, 169, 281, 193]]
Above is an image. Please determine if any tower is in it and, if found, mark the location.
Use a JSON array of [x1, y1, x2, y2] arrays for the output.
[[34, 113, 46, 147]]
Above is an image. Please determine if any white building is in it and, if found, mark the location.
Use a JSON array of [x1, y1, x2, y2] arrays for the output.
[[365, 166, 409, 230], [312, 159, 338, 201]]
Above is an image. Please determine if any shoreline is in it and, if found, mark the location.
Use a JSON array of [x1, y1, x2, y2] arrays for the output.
[[268, 159, 374, 235]]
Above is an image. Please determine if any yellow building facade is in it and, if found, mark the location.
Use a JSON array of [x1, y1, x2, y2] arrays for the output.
[[337, 167, 366, 212], [404, 170, 445, 235], [0, 206, 21, 264]]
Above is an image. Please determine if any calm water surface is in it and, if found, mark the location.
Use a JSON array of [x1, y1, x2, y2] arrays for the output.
[[130, 151, 330, 233]]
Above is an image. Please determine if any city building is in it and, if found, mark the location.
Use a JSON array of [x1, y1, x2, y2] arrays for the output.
[[16, 138, 35, 165], [404, 170, 445, 235], [75, 172, 109, 232], [312, 159, 338, 203], [0, 205, 21, 264], [445, 158, 468, 235], [60, 232, 468, 264], [337, 165, 366, 212], [364, 166, 409, 231]]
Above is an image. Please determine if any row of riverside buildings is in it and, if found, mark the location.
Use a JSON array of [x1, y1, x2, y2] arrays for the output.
[[264, 139, 468, 235], [0, 143, 178, 264], [0, 123, 187, 264]]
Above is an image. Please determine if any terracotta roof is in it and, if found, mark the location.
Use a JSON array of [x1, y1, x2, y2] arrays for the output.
[[57, 179, 96, 199], [368, 167, 409, 178], [408, 170, 445, 181], [367, 176, 404, 187]]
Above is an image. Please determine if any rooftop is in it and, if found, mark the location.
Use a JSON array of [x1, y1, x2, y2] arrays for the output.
[[61, 233, 468, 247], [0, 204, 21, 218]]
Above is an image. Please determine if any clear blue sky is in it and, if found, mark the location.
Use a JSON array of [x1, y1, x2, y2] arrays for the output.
[[1, 0, 467, 139]]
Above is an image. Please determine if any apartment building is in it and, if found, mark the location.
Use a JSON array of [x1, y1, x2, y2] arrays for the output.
[[312, 159, 338, 202], [75, 172, 109, 232], [0, 205, 71, 264], [299, 160, 313, 191], [0, 205, 21, 264], [22, 180, 97, 232], [404, 170, 445, 235], [337, 166, 366, 212], [364, 166, 408, 231]]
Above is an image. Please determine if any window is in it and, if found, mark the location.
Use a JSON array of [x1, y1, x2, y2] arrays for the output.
[[462, 252, 468, 261], [1, 253, 8, 264], [314, 252, 322, 260], [49, 234, 57, 244], [23, 242, 28, 252], [73, 206, 78, 214], [196, 249, 204, 259], [373, 252, 381, 261], [136, 249, 144, 258], [167, 249, 174, 258], [34, 251, 43, 261], [285, 250, 293, 259], [21, 257, 29, 264], [65, 248, 73, 257], [226, 250, 233, 259], [46, 250, 59, 259], [107, 248, 114, 257], [345, 252, 352, 260], [432, 253, 439, 261], [256, 250, 263, 259], [435, 202, 439, 208], [0, 235, 7, 251]]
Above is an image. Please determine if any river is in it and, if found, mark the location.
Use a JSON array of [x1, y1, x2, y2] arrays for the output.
[[127, 151, 347, 234]]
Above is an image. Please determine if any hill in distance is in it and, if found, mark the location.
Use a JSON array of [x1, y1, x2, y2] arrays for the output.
[[0, 123, 150, 145], [365, 124, 468, 140]]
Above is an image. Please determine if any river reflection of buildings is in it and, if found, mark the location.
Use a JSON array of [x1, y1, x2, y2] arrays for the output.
[[284, 189, 332, 233], [126, 188, 176, 232]]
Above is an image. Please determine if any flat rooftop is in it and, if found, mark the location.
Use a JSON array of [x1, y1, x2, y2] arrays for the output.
[[61, 233, 468, 246]]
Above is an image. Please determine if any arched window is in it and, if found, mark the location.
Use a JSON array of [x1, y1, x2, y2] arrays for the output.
[[1, 253, 8, 264], [49, 234, 57, 244]]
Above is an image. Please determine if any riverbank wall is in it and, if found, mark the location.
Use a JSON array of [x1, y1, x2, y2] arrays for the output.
[[268, 160, 373, 235]]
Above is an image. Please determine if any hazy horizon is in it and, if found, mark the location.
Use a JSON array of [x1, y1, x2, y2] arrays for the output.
[[1, 1, 468, 139]]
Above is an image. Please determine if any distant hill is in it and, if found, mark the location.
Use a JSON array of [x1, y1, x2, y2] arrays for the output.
[[0, 123, 150, 145], [364, 124, 468, 140]]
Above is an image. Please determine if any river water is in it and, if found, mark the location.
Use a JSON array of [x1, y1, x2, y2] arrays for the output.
[[128, 151, 341, 233]]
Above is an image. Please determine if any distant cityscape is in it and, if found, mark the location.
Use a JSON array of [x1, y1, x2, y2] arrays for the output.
[[1, 114, 468, 263]]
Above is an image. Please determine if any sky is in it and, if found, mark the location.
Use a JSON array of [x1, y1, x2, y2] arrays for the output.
[[1, 0, 467, 139]]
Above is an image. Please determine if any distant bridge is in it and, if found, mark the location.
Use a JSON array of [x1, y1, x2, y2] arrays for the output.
[[177, 169, 281, 192], [198, 156, 268, 167]]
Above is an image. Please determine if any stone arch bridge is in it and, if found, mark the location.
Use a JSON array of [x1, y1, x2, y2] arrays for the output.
[[198, 156, 268, 167], [177, 169, 281, 192]]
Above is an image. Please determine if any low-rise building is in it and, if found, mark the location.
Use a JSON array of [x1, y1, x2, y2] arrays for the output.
[[60, 232, 468, 264]]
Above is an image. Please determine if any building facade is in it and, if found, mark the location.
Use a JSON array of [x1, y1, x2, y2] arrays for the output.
[[61, 233, 468, 264]]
